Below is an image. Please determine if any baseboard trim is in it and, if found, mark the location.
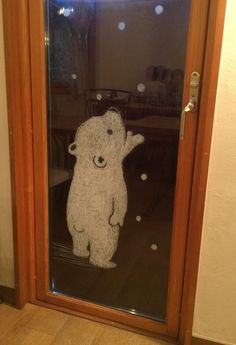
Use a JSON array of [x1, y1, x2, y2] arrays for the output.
[[192, 336, 222, 345], [0, 285, 16, 306]]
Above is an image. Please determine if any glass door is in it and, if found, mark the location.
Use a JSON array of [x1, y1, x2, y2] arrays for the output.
[[31, 0, 209, 336]]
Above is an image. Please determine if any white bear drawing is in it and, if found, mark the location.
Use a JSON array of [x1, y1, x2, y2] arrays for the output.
[[67, 108, 144, 269]]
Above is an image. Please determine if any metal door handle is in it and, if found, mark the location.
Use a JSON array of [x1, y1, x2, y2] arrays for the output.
[[180, 72, 200, 140], [180, 100, 196, 140]]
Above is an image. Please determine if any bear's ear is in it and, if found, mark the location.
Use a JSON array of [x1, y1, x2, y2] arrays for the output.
[[108, 106, 120, 115], [68, 142, 77, 155]]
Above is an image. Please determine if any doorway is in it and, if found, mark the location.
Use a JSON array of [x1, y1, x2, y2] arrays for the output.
[[2, 0, 226, 340], [33, 0, 208, 336]]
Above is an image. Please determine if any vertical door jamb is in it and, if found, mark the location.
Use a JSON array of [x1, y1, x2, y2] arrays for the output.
[[2, 0, 36, 308], [179, 1, 227, 344]]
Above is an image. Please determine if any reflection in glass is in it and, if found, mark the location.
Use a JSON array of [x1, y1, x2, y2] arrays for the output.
[[46, 0, 190, 322]]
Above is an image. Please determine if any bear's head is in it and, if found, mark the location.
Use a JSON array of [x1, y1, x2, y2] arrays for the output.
[[69, 108, 126, 169]]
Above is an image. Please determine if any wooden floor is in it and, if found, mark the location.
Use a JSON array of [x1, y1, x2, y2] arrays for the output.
[[0, 303, 170, 345]]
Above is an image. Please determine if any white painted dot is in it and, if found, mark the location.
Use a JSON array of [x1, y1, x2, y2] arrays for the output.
[[96, 93, 103, 101], [118, 22, 126, 31], [141, 173, 148, 181], [137, 83, 146, 93], [58, 7, 74, 17], [136, 216, 142, 222], [71, 74, 77, 80], [64, 8, 71, 17], [155, 4, 164, 15], [151, 243, 158, 251]]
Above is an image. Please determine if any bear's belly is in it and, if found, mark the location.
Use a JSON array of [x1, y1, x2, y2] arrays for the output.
[[68, 187, 125, 226]]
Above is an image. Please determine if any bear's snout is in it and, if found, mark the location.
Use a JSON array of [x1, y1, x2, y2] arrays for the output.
[[93, 155, 107, 168]]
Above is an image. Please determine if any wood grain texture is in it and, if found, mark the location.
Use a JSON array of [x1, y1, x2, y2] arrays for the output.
[[33, 299, 177, 344], [50, 315, 101, 345], [2, 0, 36, 307], [179, 1, 227, 344], [0, 303, 39, 342], [24, 307, 69, 336], [0, 303, 171, 345]]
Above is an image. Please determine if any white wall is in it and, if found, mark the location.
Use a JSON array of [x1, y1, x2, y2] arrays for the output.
[[193, 1, 236, 344], [0, 0, 14, 288]]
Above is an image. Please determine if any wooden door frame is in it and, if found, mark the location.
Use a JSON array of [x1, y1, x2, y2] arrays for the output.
[[2, 0, 226, 343], [30, 0, 209, 338]]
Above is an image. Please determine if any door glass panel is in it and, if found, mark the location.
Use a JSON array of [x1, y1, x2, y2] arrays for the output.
[[46, 0, 190, 322]]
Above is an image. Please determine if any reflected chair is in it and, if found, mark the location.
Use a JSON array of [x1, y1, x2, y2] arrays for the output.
[[49, 130, 74, 199], [85, 89, 131, 118]]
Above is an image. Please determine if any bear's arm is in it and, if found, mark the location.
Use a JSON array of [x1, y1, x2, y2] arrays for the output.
[[109, 191, 127, 227], [123, 131, 144, 158]]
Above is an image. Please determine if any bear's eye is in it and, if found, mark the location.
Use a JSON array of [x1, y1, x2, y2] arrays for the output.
[[107, 129, 113, 135]]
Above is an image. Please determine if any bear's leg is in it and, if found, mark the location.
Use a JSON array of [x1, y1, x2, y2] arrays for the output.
[[89, 226, 119, 269], [72, 230, 90, 258]]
